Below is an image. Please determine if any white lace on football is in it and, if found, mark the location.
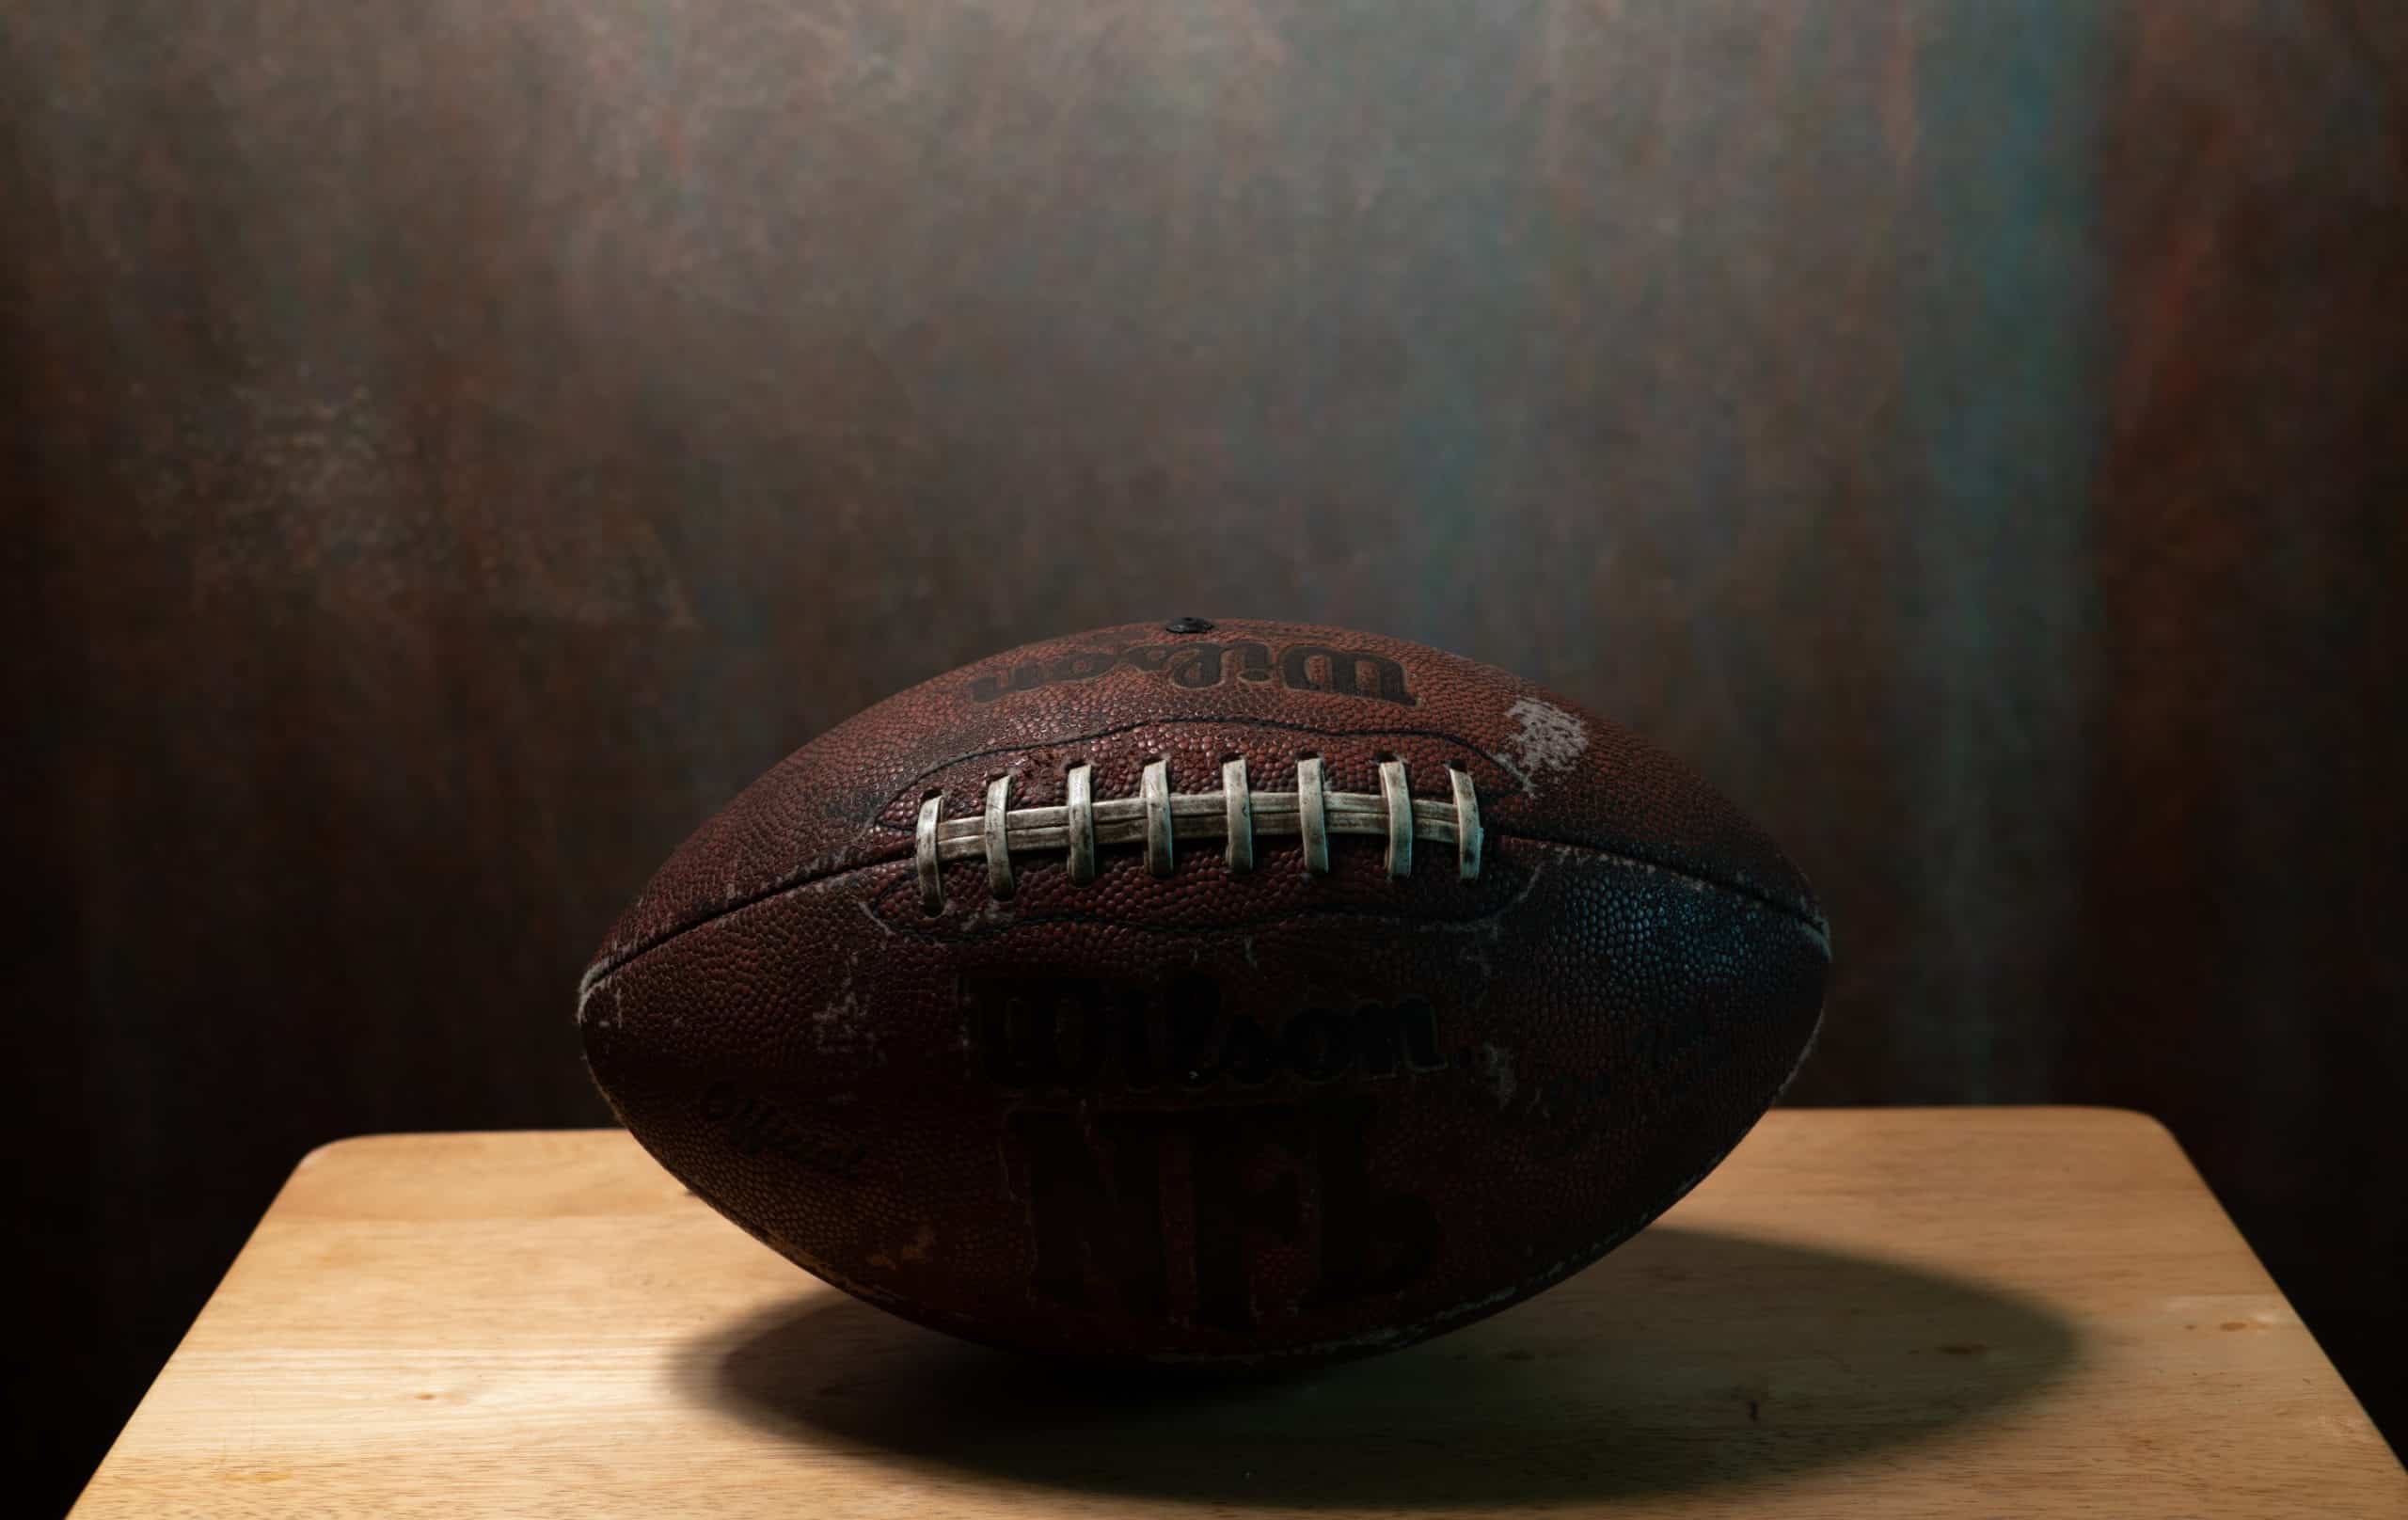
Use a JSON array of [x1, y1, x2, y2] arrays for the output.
[[916, 755, 1481, 914]]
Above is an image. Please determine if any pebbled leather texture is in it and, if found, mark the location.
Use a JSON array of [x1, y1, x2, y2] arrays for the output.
[[580, 620, 1830, 1361]]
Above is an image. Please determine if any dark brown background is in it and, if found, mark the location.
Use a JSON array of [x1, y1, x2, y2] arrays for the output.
[[6, 1, 2403, 1509]]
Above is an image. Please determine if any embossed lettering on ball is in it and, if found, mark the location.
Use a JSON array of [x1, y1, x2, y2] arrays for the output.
[[578, 619, 1829, 1363]]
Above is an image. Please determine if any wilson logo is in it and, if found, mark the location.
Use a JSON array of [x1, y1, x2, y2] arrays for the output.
[[968, 972, 1450, 1327], [964, 972, 1450, 1094], [965, 641, 1415, 706]]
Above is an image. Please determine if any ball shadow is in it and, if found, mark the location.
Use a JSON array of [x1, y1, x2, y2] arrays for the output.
[[681, 1225, 2080, 1507]]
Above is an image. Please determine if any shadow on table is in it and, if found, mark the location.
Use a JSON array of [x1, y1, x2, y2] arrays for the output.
[[683, 1225, 2080, 1507]]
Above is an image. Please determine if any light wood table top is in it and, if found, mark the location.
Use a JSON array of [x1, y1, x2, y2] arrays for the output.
[[71, 1109, 2405, 1517]]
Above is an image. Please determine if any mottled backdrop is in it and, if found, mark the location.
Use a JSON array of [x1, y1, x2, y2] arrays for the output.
[[5, 1, 2403, 1507]]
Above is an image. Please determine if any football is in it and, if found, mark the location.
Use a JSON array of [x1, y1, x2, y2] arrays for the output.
[[578, 618, 1828, 1363]]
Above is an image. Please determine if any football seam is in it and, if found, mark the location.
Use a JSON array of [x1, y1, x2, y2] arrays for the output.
[[578, 827, 1830, 1016]]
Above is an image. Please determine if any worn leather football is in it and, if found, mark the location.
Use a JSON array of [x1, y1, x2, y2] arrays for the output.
[[578, 618, 1828, 1363]]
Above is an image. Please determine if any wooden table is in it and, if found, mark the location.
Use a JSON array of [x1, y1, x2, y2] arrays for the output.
[[71, 1109, 2404, 1517]]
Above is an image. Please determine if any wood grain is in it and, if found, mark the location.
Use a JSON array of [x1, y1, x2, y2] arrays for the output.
[[69, 1111, 2406, 1517]]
